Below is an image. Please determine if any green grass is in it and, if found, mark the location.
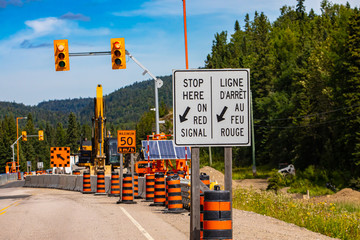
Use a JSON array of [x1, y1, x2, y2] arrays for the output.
[[233, 188, 360, 240], [232, 165, 272, 179]]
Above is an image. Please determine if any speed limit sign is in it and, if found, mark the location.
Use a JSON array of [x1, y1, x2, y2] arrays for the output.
[[117, 130, 136, 153]]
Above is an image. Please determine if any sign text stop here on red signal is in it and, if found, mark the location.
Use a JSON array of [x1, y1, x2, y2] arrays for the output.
[[173, 69, 251, 147]]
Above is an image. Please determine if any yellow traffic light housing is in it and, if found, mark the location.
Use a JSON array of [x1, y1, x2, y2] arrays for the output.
[[38, 130, 44, 141], [111, 38, 126, 69], [22, 131, 27, 141], [54, 39, 70, 71]]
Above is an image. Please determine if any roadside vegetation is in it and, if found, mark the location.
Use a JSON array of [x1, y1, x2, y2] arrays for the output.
[[233, 188, 360, 240]]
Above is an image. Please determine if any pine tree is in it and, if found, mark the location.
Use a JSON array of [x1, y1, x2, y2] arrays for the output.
[[55, 123, 66, 146], [66, 112, 79, 153]]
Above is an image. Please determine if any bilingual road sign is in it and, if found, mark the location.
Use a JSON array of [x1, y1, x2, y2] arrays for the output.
[[117, 130, 136, 154], [173, 69, 251, 146]]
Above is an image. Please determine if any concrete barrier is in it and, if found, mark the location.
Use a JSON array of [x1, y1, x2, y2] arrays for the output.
[[0, 173, 17, 186], [23, 174, 145, 197], [139, 177, 146, 198], [74, 176, 83, 192]]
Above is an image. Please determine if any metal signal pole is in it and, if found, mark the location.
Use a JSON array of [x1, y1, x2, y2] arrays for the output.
[[183, 0, 189, 69]]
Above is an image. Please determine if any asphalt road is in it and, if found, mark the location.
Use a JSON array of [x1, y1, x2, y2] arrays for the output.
[[0, 181, 338, 240], [0, 181, 188, 240]]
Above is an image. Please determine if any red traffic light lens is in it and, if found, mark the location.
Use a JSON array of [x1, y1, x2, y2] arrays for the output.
[[114, 41, 121, 49], [57, 44, 65, 52], [115, 58, 121, 65]]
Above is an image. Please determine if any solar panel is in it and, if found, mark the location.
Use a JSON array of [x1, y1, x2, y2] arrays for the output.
[[141, 140, 160, 159], [158, 140, 176, 159], [176, 146, 191, 159], [141, 140, 190, 159]]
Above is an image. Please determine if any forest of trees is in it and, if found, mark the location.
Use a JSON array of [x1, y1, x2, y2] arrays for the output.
[[0, 79, 171, 173], [204, 0, 359, 181], [0, 0, 359, 186]]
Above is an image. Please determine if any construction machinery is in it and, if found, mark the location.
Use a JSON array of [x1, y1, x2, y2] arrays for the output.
[[76, 85, 115, 175]]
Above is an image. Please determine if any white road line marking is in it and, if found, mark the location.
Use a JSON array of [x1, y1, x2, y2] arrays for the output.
[[120, 206, 155, 240]]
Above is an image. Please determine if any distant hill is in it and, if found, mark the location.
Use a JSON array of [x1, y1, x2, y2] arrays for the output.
[[0, 75, 173, 128]]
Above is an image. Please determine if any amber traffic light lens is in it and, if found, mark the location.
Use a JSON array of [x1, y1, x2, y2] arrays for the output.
[[115, 59, 121, 65], [58, 53, 65, 60], [114, 50, 121, 57]]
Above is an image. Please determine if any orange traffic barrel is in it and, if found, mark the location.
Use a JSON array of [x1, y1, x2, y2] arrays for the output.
[[73, 170, 81, 175], [145, 174, 155, 202], [36, 170, 42, 175], [82, 171, 92, 194], [167, 170, 175, 177], [166, 174, 184, 213], [121, 173, 135, 204], [200, 193, 204, 239], [134, 173, 140, 198], [17, 172, 22, 180], [165, 174, 175, 208], [200, 172, 210, 189], [152, 172, 165, 206], [177, 171, 185, 178], [109, 171, 120, 197], [203, 186, 232, 239], [95, 171, 106, 195]]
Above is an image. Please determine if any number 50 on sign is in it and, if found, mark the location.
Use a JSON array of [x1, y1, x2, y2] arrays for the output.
[[117, 130, 136, 153]]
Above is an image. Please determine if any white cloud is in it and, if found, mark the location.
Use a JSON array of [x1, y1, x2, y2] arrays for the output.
[[0, 17, 110, 52], [25, 17, 65, 35]]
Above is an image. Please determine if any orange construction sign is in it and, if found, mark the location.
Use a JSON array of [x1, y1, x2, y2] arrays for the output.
[[50, 147, 70, 167], [117, 130, 136, 154]]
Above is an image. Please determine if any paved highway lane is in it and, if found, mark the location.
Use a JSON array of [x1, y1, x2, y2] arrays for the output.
[[0, 181, 338, 240], [0, 182, 188, 240]]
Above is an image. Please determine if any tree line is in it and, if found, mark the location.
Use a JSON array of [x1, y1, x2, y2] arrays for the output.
[[0, 112, 90, 172], [205, 0, 360, 182]]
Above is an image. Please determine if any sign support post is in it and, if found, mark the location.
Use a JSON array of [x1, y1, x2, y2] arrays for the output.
[[224, 147, 233, 239], [190, 147, 200, 240], [118, 153, 123, 203], [131, 153, 135, 200]]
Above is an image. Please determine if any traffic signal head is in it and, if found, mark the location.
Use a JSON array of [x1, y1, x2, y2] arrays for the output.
[[38, 130, 44, 141], [22, 131, 27, 141], [54, 39, 70, 71], [111, 38, 126, 69]]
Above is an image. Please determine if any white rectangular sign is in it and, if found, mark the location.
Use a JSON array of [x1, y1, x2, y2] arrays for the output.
[[173, 69, 251, 146], [37, 162, 43, 169]]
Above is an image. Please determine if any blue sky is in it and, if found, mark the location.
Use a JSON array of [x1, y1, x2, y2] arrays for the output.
[[0, 0, 358, 106]]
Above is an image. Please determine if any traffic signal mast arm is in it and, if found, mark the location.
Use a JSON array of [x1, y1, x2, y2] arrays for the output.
[[61, 44, 162, 134]]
